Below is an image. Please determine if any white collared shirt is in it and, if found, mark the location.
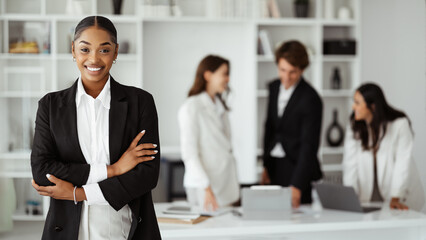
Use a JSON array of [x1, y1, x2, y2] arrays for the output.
[[277, 83, 296, 117], [76, 77, 132, 240], [270, 81, 298, 158], [76, 77, 110, 205]]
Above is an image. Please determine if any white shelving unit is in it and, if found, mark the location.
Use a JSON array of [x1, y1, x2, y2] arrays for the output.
[[0, 0, 360, 221]]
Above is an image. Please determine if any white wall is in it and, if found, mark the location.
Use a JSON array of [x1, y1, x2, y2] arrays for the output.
[[361, 0, 426, 211], [142, 22, 257, 184]]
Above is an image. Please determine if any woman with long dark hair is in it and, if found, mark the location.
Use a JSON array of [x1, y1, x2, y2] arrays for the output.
[[343, 83, 414, 210], [31, 16, 161, 239], [178, 55, 239, 212]]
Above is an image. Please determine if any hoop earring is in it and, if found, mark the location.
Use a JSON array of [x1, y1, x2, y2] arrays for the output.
[[72, 57, 76, 62], [113, 59, 117, 64]]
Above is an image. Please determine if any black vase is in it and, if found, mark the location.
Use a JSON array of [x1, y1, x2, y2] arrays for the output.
[[326, 109, 344, 147], [294, 3, 309, 18], [112, 0, 123, 15], [331, 67, 341, 89]]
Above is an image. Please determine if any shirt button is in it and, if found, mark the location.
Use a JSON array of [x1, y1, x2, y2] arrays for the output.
[[54, 226, 63, 232]]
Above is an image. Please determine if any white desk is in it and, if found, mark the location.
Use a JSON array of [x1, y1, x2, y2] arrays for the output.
[[156, 203, 426, 240]]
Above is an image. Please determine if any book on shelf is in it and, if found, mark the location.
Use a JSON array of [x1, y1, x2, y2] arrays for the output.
[[268, 0, 281, 18], [206, 0, 252, 19], [255, 0, 282, 18], [256, 0, 270, 18], [258, 29, 274, 57]]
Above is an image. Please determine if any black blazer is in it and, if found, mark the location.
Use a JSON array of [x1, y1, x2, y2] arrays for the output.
[[263, 78, 323, 191], [31, 78, 161, 240]]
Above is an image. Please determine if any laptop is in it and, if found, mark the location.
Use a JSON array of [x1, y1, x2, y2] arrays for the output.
[[314, 182, 381, 213], [241, 185, 291, 220]]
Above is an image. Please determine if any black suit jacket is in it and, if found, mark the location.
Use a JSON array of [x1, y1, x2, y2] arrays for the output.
[[263, 78, 323, 193], [31, 78, 161, 240]]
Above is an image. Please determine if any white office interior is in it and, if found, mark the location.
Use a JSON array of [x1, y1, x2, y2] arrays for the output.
[[0, 0, 425, 239]]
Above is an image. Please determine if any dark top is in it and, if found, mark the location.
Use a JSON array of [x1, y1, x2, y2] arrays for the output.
[[31, 77, 161, 240], [371, 153, 384, 202]]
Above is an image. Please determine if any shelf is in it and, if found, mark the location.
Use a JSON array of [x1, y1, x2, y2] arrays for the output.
[[56, 14, 141, 23], [142, 16, 248, 24], [322, 164, 343, 172], [257, 55, 275, 62], [0, 53, 52, 60], [323, 55, 357, 62], [12, 213, 44, 221], [257, 89, 268, 98], [321, 147, 344, 155], [0, 151, 32, 178], [321, 19, 357, 27], [0, 171, 33, 178], [0, 151, 31, 159], [0, 92, 46, 98], [0, 14, 52, 21], [321, 89, 353, 97], [161, 146, 181, 158], [256, 18, 318, 26], [257, 148, 263, 157]]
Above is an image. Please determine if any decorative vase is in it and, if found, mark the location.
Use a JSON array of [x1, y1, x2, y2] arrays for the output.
[[326, 109, 344, 147], [331, 67, 341, 89], [118, 41, 129, 53], [338, 6, 351, 20], [112, 0, 123, 15]]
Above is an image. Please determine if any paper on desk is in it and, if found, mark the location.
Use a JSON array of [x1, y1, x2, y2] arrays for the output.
[[250, 185, 282, 190], [157, 212, 201, 220], [164, 205, 232, 217]]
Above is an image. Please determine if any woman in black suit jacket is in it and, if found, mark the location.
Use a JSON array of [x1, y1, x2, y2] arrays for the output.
[[31, 16, 161, 239]]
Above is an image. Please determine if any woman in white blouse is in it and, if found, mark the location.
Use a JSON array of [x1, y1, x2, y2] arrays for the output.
[[343, 83, 417, 210], [178, 55, 239, 212]]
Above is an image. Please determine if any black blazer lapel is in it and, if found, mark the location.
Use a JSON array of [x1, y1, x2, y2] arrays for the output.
[[109, 77, 128, 164], [270, 80, 281, 126], [58, 79, 86, 164], [280, 78, 306, 124]]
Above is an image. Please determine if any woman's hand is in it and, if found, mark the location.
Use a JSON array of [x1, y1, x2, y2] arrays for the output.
[[108, 130, 158, 177], [32, 174, 73, 201], [32, 175, 86, 202], [260, 168, 271, 185], [204, 186, 219, 212], [390, 197, 409, 210], [290, 186, 301, 209]]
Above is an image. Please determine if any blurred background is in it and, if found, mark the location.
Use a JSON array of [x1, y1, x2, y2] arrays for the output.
[[0, 0, 424, 239]]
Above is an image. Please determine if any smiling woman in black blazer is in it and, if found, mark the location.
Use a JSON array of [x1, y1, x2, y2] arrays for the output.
[[30, 16, 161, 240]]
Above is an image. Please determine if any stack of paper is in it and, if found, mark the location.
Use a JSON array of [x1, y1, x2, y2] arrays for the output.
[[157, 212, 209, 224]]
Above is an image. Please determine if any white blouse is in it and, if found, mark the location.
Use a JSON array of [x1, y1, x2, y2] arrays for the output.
[[76, 77, 131, 240]]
